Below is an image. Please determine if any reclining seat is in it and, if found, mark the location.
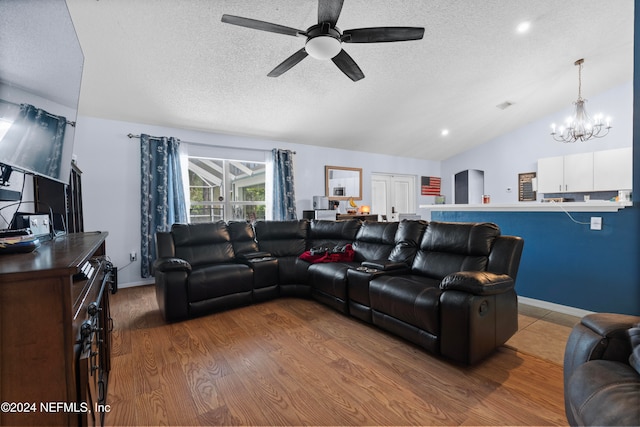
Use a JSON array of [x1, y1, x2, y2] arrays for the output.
[[348, 219, 427, 323], [253, 220, 311, 297], [154, 222, 254, 321], [369, 221, 523, 364], [306, 219, 363, 313]]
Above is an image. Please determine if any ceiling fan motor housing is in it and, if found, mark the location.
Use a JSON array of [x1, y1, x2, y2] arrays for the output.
[[305, 23, 342, 60]]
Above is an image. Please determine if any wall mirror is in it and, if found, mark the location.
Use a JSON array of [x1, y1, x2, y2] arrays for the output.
[[325, 166, 362, 200]]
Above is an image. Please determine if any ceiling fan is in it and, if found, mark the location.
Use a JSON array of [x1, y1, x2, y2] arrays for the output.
[[221, 0, 425, 82]]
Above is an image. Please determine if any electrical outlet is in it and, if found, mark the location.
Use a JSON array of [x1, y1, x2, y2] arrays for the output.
[[590, 217, 602, 231], [130, 251, 137, 262]]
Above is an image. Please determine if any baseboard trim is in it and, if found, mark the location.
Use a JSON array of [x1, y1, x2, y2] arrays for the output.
[[518, 296, 594, 318], [119, 279, 155, 289]]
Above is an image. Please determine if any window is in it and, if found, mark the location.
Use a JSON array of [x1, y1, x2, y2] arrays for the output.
[[188, 157, 266, 223]]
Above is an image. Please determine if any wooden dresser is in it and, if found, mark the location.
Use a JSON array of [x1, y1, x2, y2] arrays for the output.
[[0, 232, 114, 426]]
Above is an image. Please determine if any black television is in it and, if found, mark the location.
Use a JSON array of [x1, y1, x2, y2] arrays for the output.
[[0, 0, 84, 185]]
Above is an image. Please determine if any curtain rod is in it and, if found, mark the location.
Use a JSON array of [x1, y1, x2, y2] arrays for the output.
[[127, 133, 295, 154], [0, 98, 76, 127]]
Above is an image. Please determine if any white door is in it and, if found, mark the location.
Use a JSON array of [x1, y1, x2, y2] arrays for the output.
[[371, 174, 416, 221]]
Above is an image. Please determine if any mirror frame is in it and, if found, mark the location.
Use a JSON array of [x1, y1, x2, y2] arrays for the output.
[[325, 165, 362, 201]]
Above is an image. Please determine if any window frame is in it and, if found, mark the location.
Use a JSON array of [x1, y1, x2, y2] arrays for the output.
[[187, 156, 266, 223]]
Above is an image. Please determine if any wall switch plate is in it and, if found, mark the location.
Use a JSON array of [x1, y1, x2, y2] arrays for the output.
[[590, 217, 602, 230]]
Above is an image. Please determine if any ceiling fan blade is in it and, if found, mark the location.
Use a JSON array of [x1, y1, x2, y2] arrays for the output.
[[221, 14, 305, 37], [268, 48, 309, 77], [342, 27, 425, 43], [331, 49, 364, 82], [318, 0, 344, 26]]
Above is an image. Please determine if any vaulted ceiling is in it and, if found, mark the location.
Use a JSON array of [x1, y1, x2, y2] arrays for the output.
[[64, 0, 633, 160]]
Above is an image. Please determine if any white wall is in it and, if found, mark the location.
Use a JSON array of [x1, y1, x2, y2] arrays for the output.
[[72, 116, 439, 286], [440, 81, 633, 203]]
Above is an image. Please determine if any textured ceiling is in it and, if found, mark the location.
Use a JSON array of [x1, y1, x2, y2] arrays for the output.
[[63, 0, 633, 160]]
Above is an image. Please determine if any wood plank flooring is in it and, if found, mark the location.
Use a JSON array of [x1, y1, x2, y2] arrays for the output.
[[105, 285, 568, 426]]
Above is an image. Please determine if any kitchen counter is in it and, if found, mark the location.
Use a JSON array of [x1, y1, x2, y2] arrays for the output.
[[420, 200, 633, 212]]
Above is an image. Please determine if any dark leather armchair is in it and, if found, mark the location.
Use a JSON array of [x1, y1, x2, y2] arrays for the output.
[[564, 313, 640, 426]]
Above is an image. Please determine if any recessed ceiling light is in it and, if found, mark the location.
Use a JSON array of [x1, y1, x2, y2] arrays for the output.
[[516, 21, 531, 34], [441, 129, 449, 136]]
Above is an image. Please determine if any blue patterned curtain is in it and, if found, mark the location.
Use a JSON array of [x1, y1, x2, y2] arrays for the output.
[[140, 134, 188, 277], [272, 148, 297, 220]]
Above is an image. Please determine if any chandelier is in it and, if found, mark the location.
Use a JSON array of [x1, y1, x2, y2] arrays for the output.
[[551, 58, 612, 143]]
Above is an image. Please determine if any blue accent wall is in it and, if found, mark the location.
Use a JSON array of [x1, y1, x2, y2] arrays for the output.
[[432, 209, 639, 315], [430, 1, 640, 316]]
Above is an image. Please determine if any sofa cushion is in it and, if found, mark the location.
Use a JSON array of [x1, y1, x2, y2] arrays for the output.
[[369, 274, 442, 336], [172, 222, 235, 267], [275, 256, 311, 287], [309, 261, 359, 302], [411, 221, 500, 279], [352, 221, 398, 262], [388, 219, 428, 264], [254, 220, 309, 257], [566, 359, 640, 426], [188, 263, 253, 302], [228, 221, 259, 255]]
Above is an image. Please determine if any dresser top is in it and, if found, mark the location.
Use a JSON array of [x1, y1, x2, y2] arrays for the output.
[[0, 231, 108, 280]]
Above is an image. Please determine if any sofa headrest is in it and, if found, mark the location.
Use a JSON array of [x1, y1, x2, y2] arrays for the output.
[[389, 219, 428, 264], [310, 219, 361, 240], [352, 221, 399, 262], [171, 221, 235, 266], [420, 221, 500, 256], [355, 221, 398, 244], [254, 220, 309, 257], [228, 221, 259, 254], [171, 222, 231, 246], [254, 220, 309, 240]]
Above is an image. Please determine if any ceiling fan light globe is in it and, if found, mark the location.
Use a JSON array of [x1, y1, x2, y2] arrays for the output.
[[305, 36, 341, 60]]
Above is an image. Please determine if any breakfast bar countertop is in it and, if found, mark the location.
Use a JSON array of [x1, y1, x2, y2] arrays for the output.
[[419, 200, 633, 213]]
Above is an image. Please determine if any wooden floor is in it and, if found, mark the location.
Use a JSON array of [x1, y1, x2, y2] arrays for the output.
[[105, 285, 569, 426]]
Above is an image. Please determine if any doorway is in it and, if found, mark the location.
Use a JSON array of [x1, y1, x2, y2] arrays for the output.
[[371, 173, 416, 221]]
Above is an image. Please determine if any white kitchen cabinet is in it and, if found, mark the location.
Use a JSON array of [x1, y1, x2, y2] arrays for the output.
[[563, 152, 594, 192], [593, 147, 633, 191], [538, 148, 632, 194], [537, 156, 564, 193]]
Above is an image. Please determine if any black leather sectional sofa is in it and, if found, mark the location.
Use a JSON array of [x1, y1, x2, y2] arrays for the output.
[[154, 219, 524, 364]]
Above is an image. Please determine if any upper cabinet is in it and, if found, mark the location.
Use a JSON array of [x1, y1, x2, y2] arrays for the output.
[[537, 148, 632, 194], [563, 152, 594, 192], [593, 147, 633, 191], [537, 156, 565, 193]]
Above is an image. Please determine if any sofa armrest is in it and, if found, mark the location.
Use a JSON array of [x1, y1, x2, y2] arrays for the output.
[[563, 313, 640, 425], [440, 271, 514, 296], [153, 257, 192, 274], [361, 260, 408, 271], [153, 258, 191, 322], [564, 313, 640, 376]]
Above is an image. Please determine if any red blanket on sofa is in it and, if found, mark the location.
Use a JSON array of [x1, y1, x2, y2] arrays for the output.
[[299, 244, 355, 264]]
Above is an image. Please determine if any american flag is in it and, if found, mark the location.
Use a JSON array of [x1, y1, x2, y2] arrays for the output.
[[421, 176, 441, 196]]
